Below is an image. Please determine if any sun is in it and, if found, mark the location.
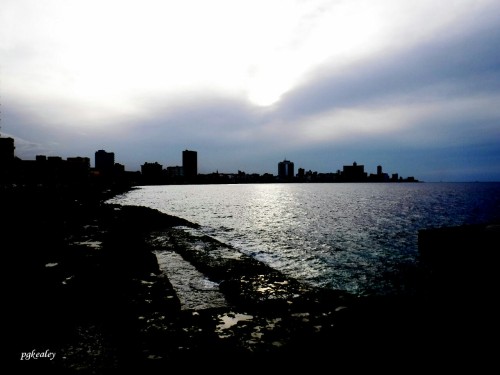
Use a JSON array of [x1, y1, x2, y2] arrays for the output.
[[3, 0, 388, 111]]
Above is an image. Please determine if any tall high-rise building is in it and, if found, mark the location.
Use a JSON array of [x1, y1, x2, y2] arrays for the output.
[[95, 150, 115, 172], [278, 159, 294, 180], [182, 150, 197, 179], [377, 165, 383, 176], [0, 135, 15, 183], [0, 136, 15, 164]]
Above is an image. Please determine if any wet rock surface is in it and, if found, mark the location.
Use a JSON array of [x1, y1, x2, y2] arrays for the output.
[[4, 187, 497, 373]]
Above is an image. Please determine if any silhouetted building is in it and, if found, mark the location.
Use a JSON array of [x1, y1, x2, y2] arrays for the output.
[[369, 164, 389, 182], [182, 150, 197, 180], [166, 166, 183, 177], [0, 135, 15, 183], [48, 156, 63, 163], [297, 167, 305, 181], [342, 162, 367, 182], [0, 136, 15, 163], [64, 157, 91, 184], [46, 156, 63, 181], [95, 150, 115, 172], [114, 163, 125, 174], [278, 159, 294, 180], [141, 162, 163, 184], [67, 156, 90, 169]]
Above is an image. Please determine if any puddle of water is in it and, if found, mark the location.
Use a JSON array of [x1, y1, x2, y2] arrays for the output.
[[75, 241, 102, 249], [215, 312, 254, 338], [155, 251, 227, 310], [217, 313, 254, 330]]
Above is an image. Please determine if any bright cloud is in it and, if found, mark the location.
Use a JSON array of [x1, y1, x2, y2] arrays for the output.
[[294, 94, 500, 145], [3, 0, 484, 110]]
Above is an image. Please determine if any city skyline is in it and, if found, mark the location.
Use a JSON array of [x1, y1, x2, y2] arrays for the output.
[[1, 132, 418, 184], [0, 132, 422, 179], [1, 1, 500, 182]]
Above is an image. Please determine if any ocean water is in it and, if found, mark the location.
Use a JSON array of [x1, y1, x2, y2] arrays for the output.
[[107, 182, 500, 296]]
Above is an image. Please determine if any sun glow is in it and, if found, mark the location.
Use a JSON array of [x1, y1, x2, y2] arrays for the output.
[[2, 0, 477, 117], [3, 0, 391, 110]]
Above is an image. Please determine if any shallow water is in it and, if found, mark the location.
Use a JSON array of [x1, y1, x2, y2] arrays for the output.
[[155, 250, 227, 310]]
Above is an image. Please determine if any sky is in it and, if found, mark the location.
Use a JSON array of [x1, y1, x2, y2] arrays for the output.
[[1, 0, 500, 182]]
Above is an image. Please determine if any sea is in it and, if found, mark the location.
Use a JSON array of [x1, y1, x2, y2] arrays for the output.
[[107, 182, 500, 297]]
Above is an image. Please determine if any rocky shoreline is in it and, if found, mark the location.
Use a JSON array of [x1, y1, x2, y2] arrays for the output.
[[4, 186, 497, 373]]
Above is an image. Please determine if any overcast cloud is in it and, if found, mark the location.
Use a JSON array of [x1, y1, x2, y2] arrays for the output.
[[1, 0, 499, 181]]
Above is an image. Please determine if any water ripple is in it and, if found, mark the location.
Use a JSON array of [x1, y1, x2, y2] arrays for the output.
[[108, 182, 500, 296]]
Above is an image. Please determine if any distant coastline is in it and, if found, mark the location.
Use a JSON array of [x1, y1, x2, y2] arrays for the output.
[[1, 135, 419, 188]]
